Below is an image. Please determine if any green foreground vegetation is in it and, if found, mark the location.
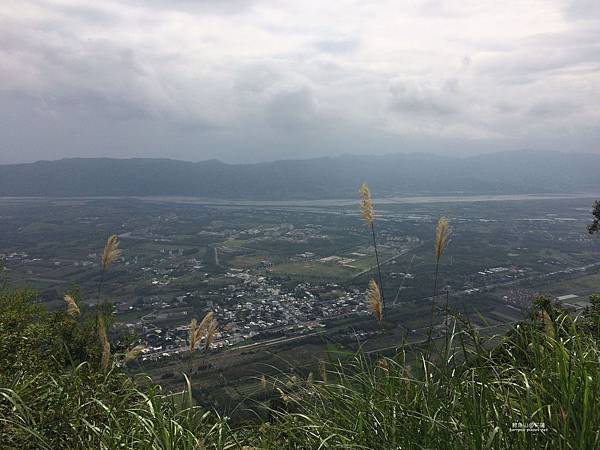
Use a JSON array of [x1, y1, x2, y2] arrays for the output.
[[1, 279, 598, 449]]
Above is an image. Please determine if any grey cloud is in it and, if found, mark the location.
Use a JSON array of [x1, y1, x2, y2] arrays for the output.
[[480, 46, 600, 82], [522, 27, 600, 47], [266, 87, 319, 131], [461, 55, 472, 69], [48, 89, 152, 121], [478, 27, 600, 84], [562, 0, 600, 21], [34, 1, 118, 25], [133, 0, 258, 15], [234, 63, 282, 95], [527, 100, 579, 118], [0, 0, 598, 164], [494, 102, 520, 114], [389, 80, 460, 117], [1, 33, 154, 120], [0, 14, 232, 130], [313, 37, 360, 54]]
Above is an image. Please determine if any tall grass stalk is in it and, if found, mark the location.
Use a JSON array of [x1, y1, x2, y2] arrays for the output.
[[98, 234, 121, 301], [428, 217, 451, 351], [359, 182, 385, 310]]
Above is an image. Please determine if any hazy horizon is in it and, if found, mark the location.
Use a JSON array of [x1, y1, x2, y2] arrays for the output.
[[1, 1, 599, 164], [2, 148, 600, 167]]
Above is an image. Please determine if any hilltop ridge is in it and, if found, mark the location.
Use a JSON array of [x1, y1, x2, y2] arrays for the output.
[[0, 151, 599, 199]]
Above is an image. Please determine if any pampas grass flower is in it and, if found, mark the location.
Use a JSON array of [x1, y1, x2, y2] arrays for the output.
[[435, 217, 451, 263], [366, 279, 383, 321], [124, 345, 146, 363], [197, 311, 214, 339], [188, 318, 199, 354], [64, 294, 80, 317], [359, 182, 374, 225], [204, 318, 218, 352], [542, 310, 555, 338], [101, 235, 121, 272], [260, 374, 267, 390], [189, 312, 215, 354]]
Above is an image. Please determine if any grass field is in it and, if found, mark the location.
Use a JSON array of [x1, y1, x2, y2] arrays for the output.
[[221, 239, 250, 249], [230, 255, 269, 269], [530, 272, 599, 310], [270, 261, 356, 280]]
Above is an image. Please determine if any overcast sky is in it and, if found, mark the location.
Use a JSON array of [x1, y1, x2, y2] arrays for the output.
[[1, 0, 599, 164]]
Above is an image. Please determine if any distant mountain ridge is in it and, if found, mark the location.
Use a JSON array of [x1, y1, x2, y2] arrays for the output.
[[0, 151, 598, 199]]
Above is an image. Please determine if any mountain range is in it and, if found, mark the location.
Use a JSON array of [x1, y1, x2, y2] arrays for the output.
[[0, 151, 598, 199]]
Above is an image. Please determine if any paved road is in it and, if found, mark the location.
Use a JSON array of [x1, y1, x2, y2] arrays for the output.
[[349, 245, 421, 281], [231, 329, 327, 352]]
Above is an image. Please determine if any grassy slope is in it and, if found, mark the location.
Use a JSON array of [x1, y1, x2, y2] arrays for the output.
[[244, 313, 599, 449]]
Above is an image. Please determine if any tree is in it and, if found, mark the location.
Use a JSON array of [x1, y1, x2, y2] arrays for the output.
[[587, 200, 600, 234], [0, 286, 104, 378]]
